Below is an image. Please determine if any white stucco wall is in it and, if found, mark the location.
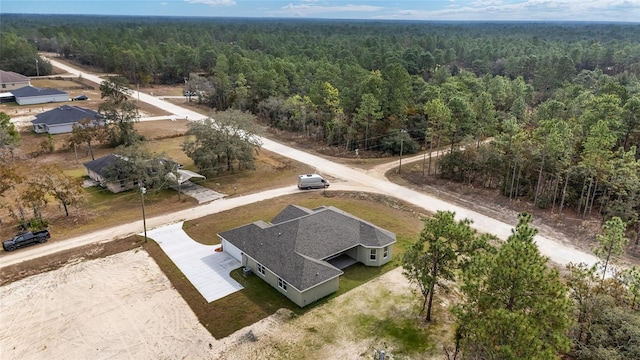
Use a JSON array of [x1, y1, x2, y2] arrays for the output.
[[221, 239, 243, 262]]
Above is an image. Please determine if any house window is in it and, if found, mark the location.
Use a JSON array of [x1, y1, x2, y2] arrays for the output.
[[257, 263, 265, 276], [278, 277, 287, 291], [370, 248, 377, 261], [119, 180, 125, 188], [383, 246, 389, 259]]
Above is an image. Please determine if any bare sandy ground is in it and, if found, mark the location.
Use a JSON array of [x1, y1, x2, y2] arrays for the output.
[[0, 250, 216, 360], [0, 250, 419, 360]]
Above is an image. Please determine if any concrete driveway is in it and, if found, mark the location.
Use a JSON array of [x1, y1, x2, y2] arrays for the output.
[[145, 222, 243, 302], [174, 181, 225, 204]]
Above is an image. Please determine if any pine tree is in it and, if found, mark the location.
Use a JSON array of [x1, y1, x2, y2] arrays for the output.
[[453, 213, 573, 359], [594, 216, 630, 279], [402, 211, 492, 322]]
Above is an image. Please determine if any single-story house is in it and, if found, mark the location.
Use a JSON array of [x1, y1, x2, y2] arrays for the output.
[[10, 85, 69, 105], [218, 204, 396, 307], [0, 70, 30, 91], [32, 105, 100, 134], [84, 154, 205, 193], [84, 154, 136, 193]]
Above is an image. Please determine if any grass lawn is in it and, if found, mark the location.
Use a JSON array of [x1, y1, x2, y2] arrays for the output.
[[0, 118, 314, 242], [149, 191, 426, 339]]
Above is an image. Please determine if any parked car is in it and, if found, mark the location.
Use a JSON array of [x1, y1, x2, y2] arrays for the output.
[[3, 229, 51, 252], [72, 94, 88, 101]]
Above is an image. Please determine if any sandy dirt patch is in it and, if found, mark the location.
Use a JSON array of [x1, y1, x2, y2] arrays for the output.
[[1, 249, 426, 359], [0, 250, 215, 360]]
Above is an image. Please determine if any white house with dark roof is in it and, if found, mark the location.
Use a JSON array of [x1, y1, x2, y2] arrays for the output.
[[218, 204, 396, 307], [32, 105, 100, 134], [11, 85, 68, 105]]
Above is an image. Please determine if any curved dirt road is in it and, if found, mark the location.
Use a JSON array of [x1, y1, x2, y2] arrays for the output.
[[0, 58, 600, 270]]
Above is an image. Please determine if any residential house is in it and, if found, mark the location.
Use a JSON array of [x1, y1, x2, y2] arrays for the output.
[[84, 154, 205, 194], [0, 70, 30, 91], [218, 204, 396, 307], [83, 154, 137, 193], [11, 85, 69, 105], [32, 105, 100, 134]]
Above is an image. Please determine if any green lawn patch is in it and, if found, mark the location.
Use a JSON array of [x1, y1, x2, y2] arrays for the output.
[[354, 315, 435, 355], [153, 191, 425, 339]]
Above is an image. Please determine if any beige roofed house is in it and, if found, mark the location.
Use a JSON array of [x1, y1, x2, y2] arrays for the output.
[[0, 70, 30, 91]]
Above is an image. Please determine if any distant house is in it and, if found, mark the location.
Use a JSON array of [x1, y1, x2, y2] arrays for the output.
[[84, 154, 205, 194], [218, 204, 396, 307], [0, 70, 30, 91], [11, 85, 69, 105], [83, 154, 136, 193], [32, 105, 100, 134]]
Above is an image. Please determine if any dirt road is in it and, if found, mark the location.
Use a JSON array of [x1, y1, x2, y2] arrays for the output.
[[0, 57, 603, 360], [2, 58, 600, 271], [41, 56, 207, 121]]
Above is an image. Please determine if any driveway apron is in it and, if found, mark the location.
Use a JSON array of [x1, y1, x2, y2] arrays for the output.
[[145, 222, 243, 302], [174, 181, 225, 204]]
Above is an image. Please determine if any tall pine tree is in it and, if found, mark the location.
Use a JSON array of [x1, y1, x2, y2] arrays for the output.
[[453, 213, 573, 359]]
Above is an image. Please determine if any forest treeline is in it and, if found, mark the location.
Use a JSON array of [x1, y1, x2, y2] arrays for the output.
[[2, 15, 639, 236], [2, 15, 640, 358]]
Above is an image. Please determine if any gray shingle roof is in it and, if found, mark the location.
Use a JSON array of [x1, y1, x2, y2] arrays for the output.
[[219, 205, 396, 291], [83, 154, 126, 179], [0, 70, 30, 84], [11, 85, 68, 97], [32, 105, 98, 126], [271, 204, 313, 224]]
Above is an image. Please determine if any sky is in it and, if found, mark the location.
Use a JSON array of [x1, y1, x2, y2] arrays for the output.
[[1, 0, 639, 22]]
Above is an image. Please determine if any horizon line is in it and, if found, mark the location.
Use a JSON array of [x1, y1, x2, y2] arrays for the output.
[[2, 13, 640, 24]]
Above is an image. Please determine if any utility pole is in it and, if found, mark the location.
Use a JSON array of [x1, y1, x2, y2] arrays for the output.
[[35, 59, 39, 77], [140, 186, 148, 242], [398, 129, 407, 174], [175, 165, 181, 201], [365, 118, 369, 151]]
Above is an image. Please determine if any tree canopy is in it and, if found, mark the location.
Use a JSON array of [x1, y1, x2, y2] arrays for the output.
[[98, 78, 141, 147], [182, 109, 262, 176], [453, 213, 573, 359], [0, 112, 21, 151], [102, 145, 175, 191], [403, 210, 493, 322]]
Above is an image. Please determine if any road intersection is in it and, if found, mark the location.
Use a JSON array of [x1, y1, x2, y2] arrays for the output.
[[0, 58, 600, 270]]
